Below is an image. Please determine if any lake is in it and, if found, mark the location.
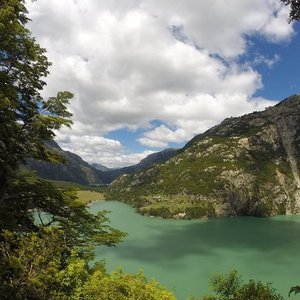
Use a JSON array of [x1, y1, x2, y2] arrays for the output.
[[90, 201, 300, 300]]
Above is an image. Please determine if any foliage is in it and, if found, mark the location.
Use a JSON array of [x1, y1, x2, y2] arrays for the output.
[[0, 229, 73, 300], [0, 229, 175, 300], [0, 0, 119, 247], [0, 1, 177, 299], [281, 0, 300, 22], [193, 270, 284, 300], [0, 172, 125, 248], [47, 179, 108, 193], [0, 0, 73, 230], [82, 268, 176, 300], [289, 285, 300, 297]]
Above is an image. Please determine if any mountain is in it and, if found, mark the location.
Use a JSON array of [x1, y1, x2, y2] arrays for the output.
[[107, 94, 300, 219], [91, 163, 111, 172], [103, 148, 177, 183], [27, 141, 177, 185], [26, 140, 106, 185]]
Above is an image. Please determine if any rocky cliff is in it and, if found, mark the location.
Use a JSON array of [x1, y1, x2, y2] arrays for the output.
[[107, 94, 300, 219]]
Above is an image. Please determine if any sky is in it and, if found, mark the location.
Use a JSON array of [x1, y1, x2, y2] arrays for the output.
[[26, 0, 300, 168]]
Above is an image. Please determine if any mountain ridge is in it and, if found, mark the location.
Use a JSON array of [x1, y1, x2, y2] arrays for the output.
[[103, 148, 178, 183], [107, 94, 300, 219], [26, 140, 106, 185], [27, 142, 177, 185]]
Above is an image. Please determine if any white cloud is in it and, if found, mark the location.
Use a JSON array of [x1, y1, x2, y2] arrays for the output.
[[25, 0, 294, 166], [108, 150, 155, 168], [138, 94, 275, 148], [138, 137, 168, 149], [140, 125, 187, 146], [260, 4, 294, 42], [55, 131, 154, 168], [141, 0, 293, 57], [252, 54, 280, 68]]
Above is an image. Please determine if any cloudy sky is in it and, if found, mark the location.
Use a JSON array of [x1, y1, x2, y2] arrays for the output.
[[26, 0, 300, 168]]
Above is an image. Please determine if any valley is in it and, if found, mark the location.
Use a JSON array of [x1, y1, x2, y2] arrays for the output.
[[28, 95, 300, 220]]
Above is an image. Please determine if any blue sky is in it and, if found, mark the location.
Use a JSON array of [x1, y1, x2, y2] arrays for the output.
[[27, 0, 300, 168], [253, 22, 300, 100]]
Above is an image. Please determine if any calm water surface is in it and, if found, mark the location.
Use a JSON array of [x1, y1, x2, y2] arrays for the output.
[[90, 201, 300, 300]]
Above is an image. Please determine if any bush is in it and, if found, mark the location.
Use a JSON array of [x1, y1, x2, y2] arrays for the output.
[[193, 270, 284, 300]]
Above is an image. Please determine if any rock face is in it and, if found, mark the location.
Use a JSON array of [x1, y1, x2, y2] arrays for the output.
[[108, 95, 300, 219]]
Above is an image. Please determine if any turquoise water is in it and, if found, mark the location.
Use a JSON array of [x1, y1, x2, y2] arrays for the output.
[[91, 201, 300, 300]]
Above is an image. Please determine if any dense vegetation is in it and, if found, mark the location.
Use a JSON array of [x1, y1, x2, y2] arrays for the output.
[[1, 0, 299, 299], [193, 270, 284, 300]]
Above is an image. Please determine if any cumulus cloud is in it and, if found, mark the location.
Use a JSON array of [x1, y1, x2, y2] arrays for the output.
[[139, 94, 275, 148], [55, 130, 154, 168], [141, 0, 293, 57], [138, 137, 168, 149], [25, 0, 294, 166]]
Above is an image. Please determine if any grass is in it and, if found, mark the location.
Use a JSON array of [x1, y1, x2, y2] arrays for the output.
[[47, 180, 86, 190], [76, 190, 105, 204], [46, 180, 106, 204]]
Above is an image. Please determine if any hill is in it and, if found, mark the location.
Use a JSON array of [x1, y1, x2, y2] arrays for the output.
[[107, 94, 300, 219]]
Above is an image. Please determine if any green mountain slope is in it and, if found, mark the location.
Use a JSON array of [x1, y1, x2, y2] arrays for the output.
[[107, 94, 300, 219]]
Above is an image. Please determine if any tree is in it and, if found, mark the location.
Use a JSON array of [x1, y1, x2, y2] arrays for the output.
[[0, 0, 126, 245], [0, 0, 123, 294], [0, 229, 176, 300], [192, 270, 284, 300], [281, 0, 300, 22], [0, 2, 177, 299], [0, 0, 72, 219]]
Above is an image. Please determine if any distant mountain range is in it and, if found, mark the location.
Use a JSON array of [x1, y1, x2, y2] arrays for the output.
[[107, 94, 300, 219], [26, 140, 106, 185], [103, 148, 177, 183], [27, 141, 177, 185], [91, 163, 111, 172]]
